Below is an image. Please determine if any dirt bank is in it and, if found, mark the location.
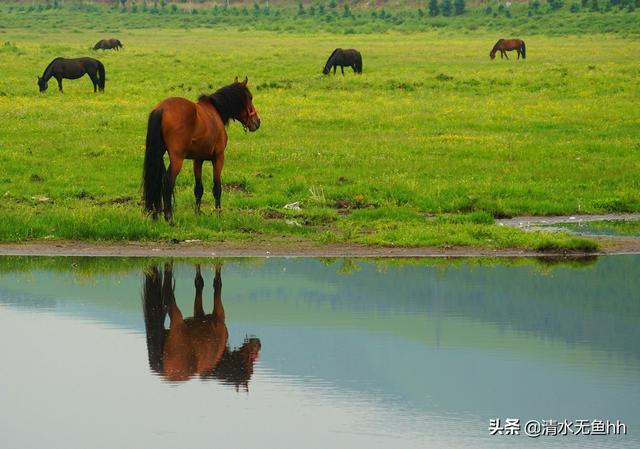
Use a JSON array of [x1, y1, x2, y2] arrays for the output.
[[0, 235, 638, 258]]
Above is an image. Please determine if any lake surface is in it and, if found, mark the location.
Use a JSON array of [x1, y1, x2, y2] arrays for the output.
[[0, 255, 638, 449]]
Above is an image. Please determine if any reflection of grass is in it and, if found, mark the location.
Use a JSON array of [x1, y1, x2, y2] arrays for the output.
[[0, 254, 599, 276], [557, 220, 640, 237], [1, 15, 638, 250], [0, 256, 267, 276]]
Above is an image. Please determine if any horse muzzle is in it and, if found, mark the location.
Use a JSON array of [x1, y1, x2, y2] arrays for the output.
[[246, 112, 261, 132]]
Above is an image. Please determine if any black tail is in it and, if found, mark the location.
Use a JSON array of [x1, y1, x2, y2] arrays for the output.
[[142, 265, 167, 375], [97, 61, 106, 90], [143, 109, 166, 218], [521, 41, 526, 59]]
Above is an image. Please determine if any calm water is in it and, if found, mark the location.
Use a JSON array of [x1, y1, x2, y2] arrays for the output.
[[0, 256, 638, 449]]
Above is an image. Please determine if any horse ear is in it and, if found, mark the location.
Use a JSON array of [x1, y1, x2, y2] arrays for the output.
[[234, 76, 238, 83], [242, 76, 248, 86]]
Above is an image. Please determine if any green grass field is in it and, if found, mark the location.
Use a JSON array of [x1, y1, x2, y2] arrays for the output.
[[0, 4, 638, 251]]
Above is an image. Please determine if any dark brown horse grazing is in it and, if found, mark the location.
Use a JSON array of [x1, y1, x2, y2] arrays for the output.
[[93, 38, 123, 51], [490, 39, 526, 60], [38, 57, 105, 93], [143, 77, 260, 221], [323, 48, 363, 75], [142, 263, 261, 388]]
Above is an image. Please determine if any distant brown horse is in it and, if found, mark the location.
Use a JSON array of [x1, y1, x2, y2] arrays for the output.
[[143, 77, 260, 221], [490, 39, 526, 60], [143, 263, 262, 388], [93, 38, 123, 51]]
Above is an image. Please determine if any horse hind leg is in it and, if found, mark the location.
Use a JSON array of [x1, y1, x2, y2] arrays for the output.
[[193, 160, 204, 214], [89, 73, 98, 92], [164, 155, 184, 222]]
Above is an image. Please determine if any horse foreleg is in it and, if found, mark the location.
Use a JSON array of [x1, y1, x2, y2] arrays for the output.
[[56, 77, 63, 92], [212, 266, 225, 324], [333, 65, 336, 75], [193, 264, 205, 319], [193, 160, 204, 213], [164, 157, 184, 222], [341, 66, 345, 76], [213, 153, 225, 210]]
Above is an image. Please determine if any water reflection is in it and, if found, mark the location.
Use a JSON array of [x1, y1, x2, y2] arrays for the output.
[[142, 263, 261, 388], [0, 256, 639, 449]]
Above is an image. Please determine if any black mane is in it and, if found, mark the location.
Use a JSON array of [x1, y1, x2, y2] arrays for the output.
[[199, 82, 247, 125], [42, 57, 63, 77]]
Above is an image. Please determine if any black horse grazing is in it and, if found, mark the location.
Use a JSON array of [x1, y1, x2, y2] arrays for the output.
[[93, 38, 123, 51], [38, 57, 105, 93], [322, 48, 363, 75]]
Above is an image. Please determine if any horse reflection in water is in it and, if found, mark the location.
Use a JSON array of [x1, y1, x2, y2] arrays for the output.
[[143, 263, 261, 389]]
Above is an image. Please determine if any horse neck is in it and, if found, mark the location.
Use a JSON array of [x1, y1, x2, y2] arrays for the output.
[[324, 50, 340, 71], [41, 59, 59, 80], [323, 57, 334, 72]]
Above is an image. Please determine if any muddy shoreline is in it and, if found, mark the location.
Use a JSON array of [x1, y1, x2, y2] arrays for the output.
[[0, 236, 638, 258]]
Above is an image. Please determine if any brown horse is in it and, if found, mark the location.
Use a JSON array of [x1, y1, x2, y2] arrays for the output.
[[143, 77, 261, 221], [490, 39, 526, 60], [142, 263, 262, 388]]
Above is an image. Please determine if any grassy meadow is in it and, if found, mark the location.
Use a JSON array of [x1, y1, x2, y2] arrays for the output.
[[0, 5, 638, 250]]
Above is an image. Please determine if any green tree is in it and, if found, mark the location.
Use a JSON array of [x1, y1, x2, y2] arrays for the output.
[[547, 0, 564, 10], [442, 0, 452, 15], [428, 0, 439, 15], [454, 0, 465, 14]]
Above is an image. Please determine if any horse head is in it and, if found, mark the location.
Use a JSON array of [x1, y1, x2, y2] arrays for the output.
[[203, 336, 262, 392], [234, 76, 260, 132], [37, 76, 48, 92]]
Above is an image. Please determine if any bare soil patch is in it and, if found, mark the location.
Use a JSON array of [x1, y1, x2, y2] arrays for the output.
[[0, 235, 638, 258]]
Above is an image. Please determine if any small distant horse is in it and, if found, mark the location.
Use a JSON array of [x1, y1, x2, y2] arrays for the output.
[[142, 263, 262, 388], [37, 57, 105, 93], [323, 48, 363, 75], [490, 39, 526, 60], [93, 38, 123, 51], [143, 77, 260, 221]]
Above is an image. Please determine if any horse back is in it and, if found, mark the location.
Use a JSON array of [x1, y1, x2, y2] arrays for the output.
[[155, 97, 226, 159]]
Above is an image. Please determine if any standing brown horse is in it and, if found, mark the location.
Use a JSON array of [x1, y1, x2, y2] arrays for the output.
[[490, 39, 526, 60], [142, 263, 262, 387], [143, 77, 260, 221]]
